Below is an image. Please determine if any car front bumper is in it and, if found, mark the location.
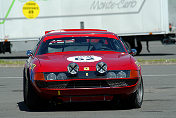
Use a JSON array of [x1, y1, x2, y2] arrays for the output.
[[33, 78, 141, 102]]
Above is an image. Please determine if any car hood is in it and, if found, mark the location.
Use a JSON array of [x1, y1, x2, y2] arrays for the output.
[[36, 51, 133, 72]]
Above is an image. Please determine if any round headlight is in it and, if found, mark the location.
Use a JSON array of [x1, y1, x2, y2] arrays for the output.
[[67, 63, 79, 74], [57, 73, 67, 80], [107, 72, 116, 78], [47, 73, 56, 80], [117, 71, 126, 78], [96, 62, 107, 73]]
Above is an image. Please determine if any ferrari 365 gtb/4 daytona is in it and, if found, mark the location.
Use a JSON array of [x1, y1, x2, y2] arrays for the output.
[[23, 29, 144, 110]]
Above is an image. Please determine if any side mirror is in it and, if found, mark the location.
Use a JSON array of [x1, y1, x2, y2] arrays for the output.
[[26, 50, 33, 57], [130, 49, 137, 56]]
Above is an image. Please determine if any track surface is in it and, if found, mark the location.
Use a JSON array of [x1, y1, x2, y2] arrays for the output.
[[0, 65, 176, 118]]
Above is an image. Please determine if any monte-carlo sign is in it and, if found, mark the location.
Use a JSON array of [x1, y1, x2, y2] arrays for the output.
[[61, 0, 145, 16]]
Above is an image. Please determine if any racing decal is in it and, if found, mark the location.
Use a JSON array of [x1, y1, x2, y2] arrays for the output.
[[30, 64, 36, 70], [84, 67, 89, 70], [67, 56, 102, 62]]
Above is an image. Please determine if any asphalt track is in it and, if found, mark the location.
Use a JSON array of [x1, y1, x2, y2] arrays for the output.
[[0, 64, 176, 118]]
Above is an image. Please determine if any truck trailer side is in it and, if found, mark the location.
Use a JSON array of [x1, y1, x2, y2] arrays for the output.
[[0, 0, 175, 54]]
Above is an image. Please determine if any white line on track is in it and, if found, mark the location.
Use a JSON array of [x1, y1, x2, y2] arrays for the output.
[[143, 74, 176, 77]]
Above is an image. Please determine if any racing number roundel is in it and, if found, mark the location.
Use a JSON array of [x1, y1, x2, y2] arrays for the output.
[[23, 1, 40, 19], [67, 56, 102, 62]]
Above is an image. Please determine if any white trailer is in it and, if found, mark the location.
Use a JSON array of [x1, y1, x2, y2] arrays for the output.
[[0, 0, 175, 54]]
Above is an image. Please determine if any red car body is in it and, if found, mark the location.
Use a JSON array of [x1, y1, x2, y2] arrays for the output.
[[23, 29, 143, 110]]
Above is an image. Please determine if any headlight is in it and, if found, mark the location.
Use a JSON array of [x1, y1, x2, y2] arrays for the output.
[[96, 62, 107, 73], [47, 73, 56, 80], [67, 63, 79, 74], [44, 72, 68, 80], [107, 71, 129, 78], [57, 73, 67, 80], [117, 71, 127, 78], [107, 72, 116, 78]]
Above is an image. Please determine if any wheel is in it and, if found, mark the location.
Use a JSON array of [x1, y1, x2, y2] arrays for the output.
[[23, 69, 27, 104], [23, 69, 47, 110], [111, 78, 144, 109], [128, 78, 144, 108]]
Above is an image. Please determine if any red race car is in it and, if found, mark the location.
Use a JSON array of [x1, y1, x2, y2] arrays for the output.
[[23, 29, 143, 110]]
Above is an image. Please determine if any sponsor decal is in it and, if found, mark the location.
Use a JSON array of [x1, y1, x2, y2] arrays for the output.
[[67, 55, 102, 62], [23, 1, 40, 19]]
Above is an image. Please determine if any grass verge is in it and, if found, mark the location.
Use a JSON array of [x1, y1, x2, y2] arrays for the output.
[[137, 59, 176, 65], [0, 60, 25, 67]]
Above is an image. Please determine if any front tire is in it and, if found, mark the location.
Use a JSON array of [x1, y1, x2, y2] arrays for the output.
[[23, 69, 47, 110], [128, 78, 144, 108]]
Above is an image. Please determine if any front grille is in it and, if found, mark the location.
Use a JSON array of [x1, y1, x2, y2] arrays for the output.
[[35, 81, 68, 89], [35, 79, 138, 89], [106, 79, 138, 87], [66, 80, 109, 88]]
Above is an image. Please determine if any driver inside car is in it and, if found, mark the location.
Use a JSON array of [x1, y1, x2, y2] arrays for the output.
[[91, 39, 106, 51]]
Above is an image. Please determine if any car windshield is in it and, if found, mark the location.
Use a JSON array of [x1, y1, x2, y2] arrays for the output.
[[37, 37, 126, 55]]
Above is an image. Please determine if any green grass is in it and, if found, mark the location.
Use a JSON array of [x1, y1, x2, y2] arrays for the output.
[[137, 59, 176, 64], [0, 60, 25, 65]]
